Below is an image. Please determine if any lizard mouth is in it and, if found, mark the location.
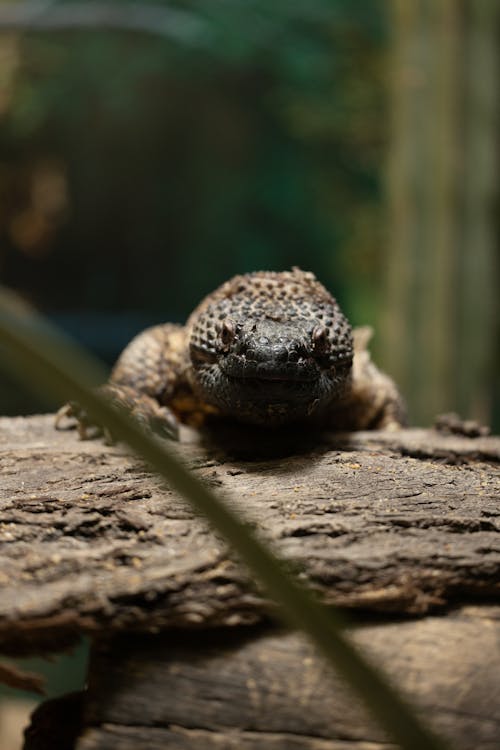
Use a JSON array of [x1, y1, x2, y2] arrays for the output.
[[221, 355, 320, 387], [223, 362, 320, 384], [228, 372, 317, 384], [194, 355, 344, 425]]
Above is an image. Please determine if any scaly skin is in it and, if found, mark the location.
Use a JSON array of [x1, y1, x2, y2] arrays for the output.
[[56, 268, 405, 438]]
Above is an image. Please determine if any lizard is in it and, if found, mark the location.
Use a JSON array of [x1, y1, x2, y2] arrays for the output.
[[56, 268, 405, 439]]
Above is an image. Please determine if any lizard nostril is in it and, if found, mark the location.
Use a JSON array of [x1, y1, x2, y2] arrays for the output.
[[274, 346, 289, 363]]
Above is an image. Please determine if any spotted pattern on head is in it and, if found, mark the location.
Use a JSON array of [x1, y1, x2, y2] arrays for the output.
[[185, 269, 354, 425]]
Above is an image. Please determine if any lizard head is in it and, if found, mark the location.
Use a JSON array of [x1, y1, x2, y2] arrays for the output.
[[187, 269, 353, 426]]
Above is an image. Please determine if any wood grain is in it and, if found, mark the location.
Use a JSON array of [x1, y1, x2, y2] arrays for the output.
[[79, 607, 500, 749], [0, 415, 498, 656], [23, 606, 500, 750]]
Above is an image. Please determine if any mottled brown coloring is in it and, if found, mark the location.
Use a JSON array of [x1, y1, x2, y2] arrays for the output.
[[58, 268, 404, 437]]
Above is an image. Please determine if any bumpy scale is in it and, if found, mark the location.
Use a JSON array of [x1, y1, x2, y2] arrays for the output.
[[57, 268, 404, 439]]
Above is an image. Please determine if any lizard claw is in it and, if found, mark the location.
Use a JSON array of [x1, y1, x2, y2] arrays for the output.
[[55, 388, 180, 443], [54, 401, 103, 440], [54, 402, 75, 431]]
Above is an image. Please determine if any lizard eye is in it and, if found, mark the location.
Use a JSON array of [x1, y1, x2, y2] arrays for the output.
[[220, 318, 236, 348], [312, 324, 329, 354]]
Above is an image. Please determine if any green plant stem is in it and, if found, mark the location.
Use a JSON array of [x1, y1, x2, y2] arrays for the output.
[[0, 304, 449, 750]]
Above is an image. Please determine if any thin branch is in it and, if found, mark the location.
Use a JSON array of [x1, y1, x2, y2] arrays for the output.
[[0, 1, 209, 44], [0, 661, 45, 694]]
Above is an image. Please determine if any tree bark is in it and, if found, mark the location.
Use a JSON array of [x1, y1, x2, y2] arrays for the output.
[[382, 0, 499, 425], [0, 415, 498, 656], [25, 607, 500, 750], [0, 414, 497, 750]]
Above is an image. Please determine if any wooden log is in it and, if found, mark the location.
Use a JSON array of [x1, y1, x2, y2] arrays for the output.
[[25, 606, 500, 750], [0, 415, 499, 657], [0, 414, 496, 749]]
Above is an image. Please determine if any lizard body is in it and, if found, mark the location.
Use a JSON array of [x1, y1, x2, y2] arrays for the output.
[[58, 268, 404, 438]]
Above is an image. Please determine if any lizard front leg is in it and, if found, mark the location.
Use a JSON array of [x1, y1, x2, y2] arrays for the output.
[[327, 327, 406, 431], [56, 324, 189, 440]]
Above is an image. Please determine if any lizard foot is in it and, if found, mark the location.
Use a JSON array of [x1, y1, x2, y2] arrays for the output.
[[55, 401, 105, 440], [54, 384, 179, 442]]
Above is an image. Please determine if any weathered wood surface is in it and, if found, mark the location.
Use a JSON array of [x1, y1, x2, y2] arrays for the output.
[[0, 415, 499, 656], [26, 606, 500, 750]]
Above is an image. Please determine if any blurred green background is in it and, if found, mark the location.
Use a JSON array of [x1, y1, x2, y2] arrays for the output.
[[0, 0, 498, 428], [0, 2, 498, 745]]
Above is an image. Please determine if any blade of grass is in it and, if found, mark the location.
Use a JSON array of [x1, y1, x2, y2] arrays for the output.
[[0, 299, 450, 750]]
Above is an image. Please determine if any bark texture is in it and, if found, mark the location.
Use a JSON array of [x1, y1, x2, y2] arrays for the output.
[[24, 606, 500, 750], [0, 415, 498, 657], [81, 607, 500, 750]]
